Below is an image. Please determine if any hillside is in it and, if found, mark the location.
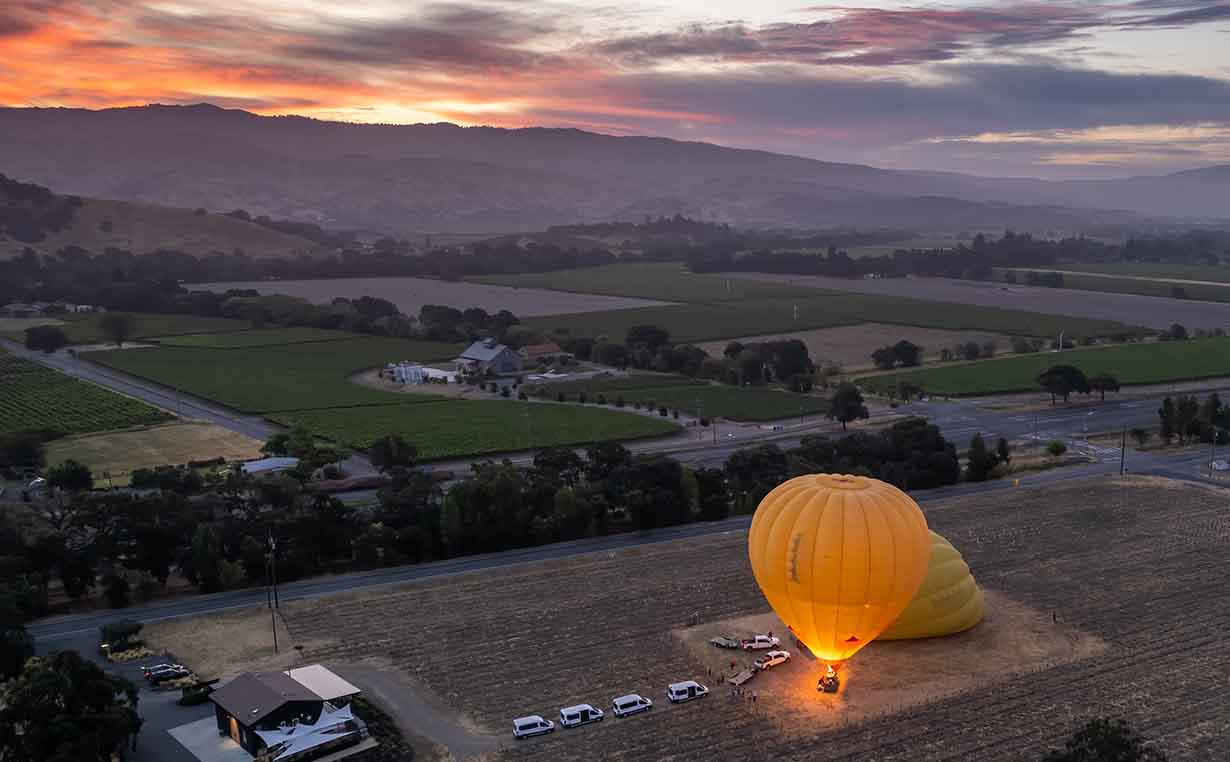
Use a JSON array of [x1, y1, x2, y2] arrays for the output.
[[5, 104, 1224, 234], [0, 173, 326, 259]]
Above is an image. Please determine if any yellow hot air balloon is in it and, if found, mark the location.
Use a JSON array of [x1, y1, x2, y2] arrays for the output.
[[748, 473, 930, 666], [879, 531, 984, 640]]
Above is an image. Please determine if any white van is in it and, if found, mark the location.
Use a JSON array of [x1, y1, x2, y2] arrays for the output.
[[512, 715, 554, 739], [666, 680, 709, 703], [611, 693, 653, 717], [559, 703, 604, 728]]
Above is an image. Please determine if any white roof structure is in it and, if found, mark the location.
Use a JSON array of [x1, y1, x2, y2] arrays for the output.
[[255, 703, 356, 761], [285, 665, 361, 702], [241, 457, 300, 475]]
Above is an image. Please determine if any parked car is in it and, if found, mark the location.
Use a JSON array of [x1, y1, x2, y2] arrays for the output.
[[708, 634, 741, 649], [666, 680, 709, 703], [753, 650, 791, 671], [142, 663, 182, 679], [741, 634, 781, 651], [611, 694, 653, 717], [147, 666, 192, 684], [512, 715, 555, 739], [559, 703, 604, 728]]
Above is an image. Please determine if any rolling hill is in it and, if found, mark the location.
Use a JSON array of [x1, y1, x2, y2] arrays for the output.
[[1, 104, 1226, 234], [0, 173, 326, 259]]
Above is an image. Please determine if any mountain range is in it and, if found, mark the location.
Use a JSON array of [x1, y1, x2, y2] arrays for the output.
[[1, 104, 1227, 234]]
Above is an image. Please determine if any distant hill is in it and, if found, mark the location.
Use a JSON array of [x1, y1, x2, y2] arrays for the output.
[[0, 104, 1225, 234], [0, 173, 327, 259]]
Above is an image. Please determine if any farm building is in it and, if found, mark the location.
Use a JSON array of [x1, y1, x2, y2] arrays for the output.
[[385, 362, 457, 384], [240, 457, 300, 475], [519, 341, 570, 365], [210, 665, 367, 761], [455, 338, 522, 374]]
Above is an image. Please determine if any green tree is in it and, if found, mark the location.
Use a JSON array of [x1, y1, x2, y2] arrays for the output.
[[0, 431, 45, 472], [190, 524, 223, 593], [46, 459, 92, 493], [1046, 440, 1068, 457], [965, 434, 1000, 482], [695, 467, 730, 521], [0, 650, 143, 762], [1037, 365, 1091, 405], [24, 324, 69, 353], [369, 434, 418, 473], [1130, 427, 1151, 449], [828, 382, 869, 432], [98, 312, 136, 347], [1089, 373, 1120, 402], [625, 324, 670, 351], [892, 340, 922, 367], [871, 346, 896, 370], [1158, 397, 1177, 444], [0, 589, 35, 680], [1042, 718, 1167, 762], [996, 437, 1012, 466]]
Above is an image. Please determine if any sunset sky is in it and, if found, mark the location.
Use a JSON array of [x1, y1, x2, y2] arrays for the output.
[[2, 0, 1229, 177]]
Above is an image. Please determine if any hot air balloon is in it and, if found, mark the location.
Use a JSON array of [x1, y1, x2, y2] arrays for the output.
[[747, 474, 931, 673], [879, 531, 984, 640]]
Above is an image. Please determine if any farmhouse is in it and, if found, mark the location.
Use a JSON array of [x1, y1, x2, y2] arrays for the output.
[[455, 338, 522, 374], [210, 664, 367, 761], [519, 341, 570, 365]]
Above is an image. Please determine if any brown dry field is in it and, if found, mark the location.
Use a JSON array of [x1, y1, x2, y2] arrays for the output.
[[158, 476, 1230, 760], [187, 276, 671, 318], [697, 323, 1011, 370], [144, 607, 310, 680], [45, 421, 263, 479]]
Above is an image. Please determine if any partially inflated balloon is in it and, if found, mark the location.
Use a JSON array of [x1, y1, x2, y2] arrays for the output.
[[879, 531, 984, 640], [748, 474, 930, 665]]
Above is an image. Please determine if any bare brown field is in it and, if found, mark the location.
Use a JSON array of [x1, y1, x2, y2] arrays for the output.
[[154, 476, 1230, 761], [673, 592, 1106, 736], [45, 421, 264, 480], [725, 272, 1230, 332], [697, 323, 1011, 370], [187, 276, 672, 317], [144, 606, 324, 680]]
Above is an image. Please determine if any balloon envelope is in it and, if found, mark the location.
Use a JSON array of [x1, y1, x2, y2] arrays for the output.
[[879, 531, 984, 640], [748, 474, 931, 664]]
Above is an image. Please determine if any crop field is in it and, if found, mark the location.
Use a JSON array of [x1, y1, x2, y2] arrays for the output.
[[89, 337, 460, 413], [527, 374, 827, 421], [861, 336, 1230, 396], [1059, 262, 1230, 283], [0, 349, 170, 435], [262, 476, 1230, 761], [992, 269, 1230, 303], [476, 262, 825, 302], [188, 275, 672, 317], [52, 313, 248, 344], [271, 400, 679, 458], [45, 421, 263, 481], [152, 326, 356, 348]]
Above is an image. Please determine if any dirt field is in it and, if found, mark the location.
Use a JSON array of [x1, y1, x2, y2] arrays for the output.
[[187, 276, 672, 317], [45, 421, 264, 478], [154, 476, 1230, 760], [725, 272, 1230, 332], [697, 323, 1012, 370], [144, 606, 309, 680]]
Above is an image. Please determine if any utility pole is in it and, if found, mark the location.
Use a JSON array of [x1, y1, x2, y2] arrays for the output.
[[1119, 425, 1126, 475], [696, 398, 702, 441], [269, 532, 279, 609]]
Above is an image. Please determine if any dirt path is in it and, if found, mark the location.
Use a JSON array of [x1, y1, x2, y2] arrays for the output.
[[336, 662, 501, 759]]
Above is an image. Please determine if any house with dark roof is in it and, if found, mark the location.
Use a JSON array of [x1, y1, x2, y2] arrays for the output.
[[455, 338, 522, 374], [210, 665, 363, 759]]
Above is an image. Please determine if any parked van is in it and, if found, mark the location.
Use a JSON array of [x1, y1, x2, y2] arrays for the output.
[[512, 715, 554, 739], [559, 703, 604, 728], [612, 693, 653, 717], [666, 680, 709, 703]]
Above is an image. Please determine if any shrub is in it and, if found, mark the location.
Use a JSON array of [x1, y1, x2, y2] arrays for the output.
[[658, 406, 668, 417], [615, 396, 625, 408], [557, 392, 566, 402], [699, 417, 710, 427], [672, 409, 680, 419], [500, 386, 511, 398], [578, 392, 588, 404], [1046, 440, 1068, 457], [597, 394, 608, 405]]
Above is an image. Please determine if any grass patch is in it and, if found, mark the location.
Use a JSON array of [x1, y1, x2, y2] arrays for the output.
[[861, 337, 1230, 396], [55, 313, 250, 344], [153, 326, 357, 348], [89, 338, 461, 413], [272, 400, 679, 459], [0, 349, 171, 435], [995, 269, 1230, 303], [1058, 262, 1230, 283], [527, 374, 827, 421]]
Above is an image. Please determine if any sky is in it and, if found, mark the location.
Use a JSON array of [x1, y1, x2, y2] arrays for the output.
[[2, 0, 1229, 178]]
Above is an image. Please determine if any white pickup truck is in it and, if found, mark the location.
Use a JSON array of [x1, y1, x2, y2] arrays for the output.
[[740, 634, 781, 651]]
